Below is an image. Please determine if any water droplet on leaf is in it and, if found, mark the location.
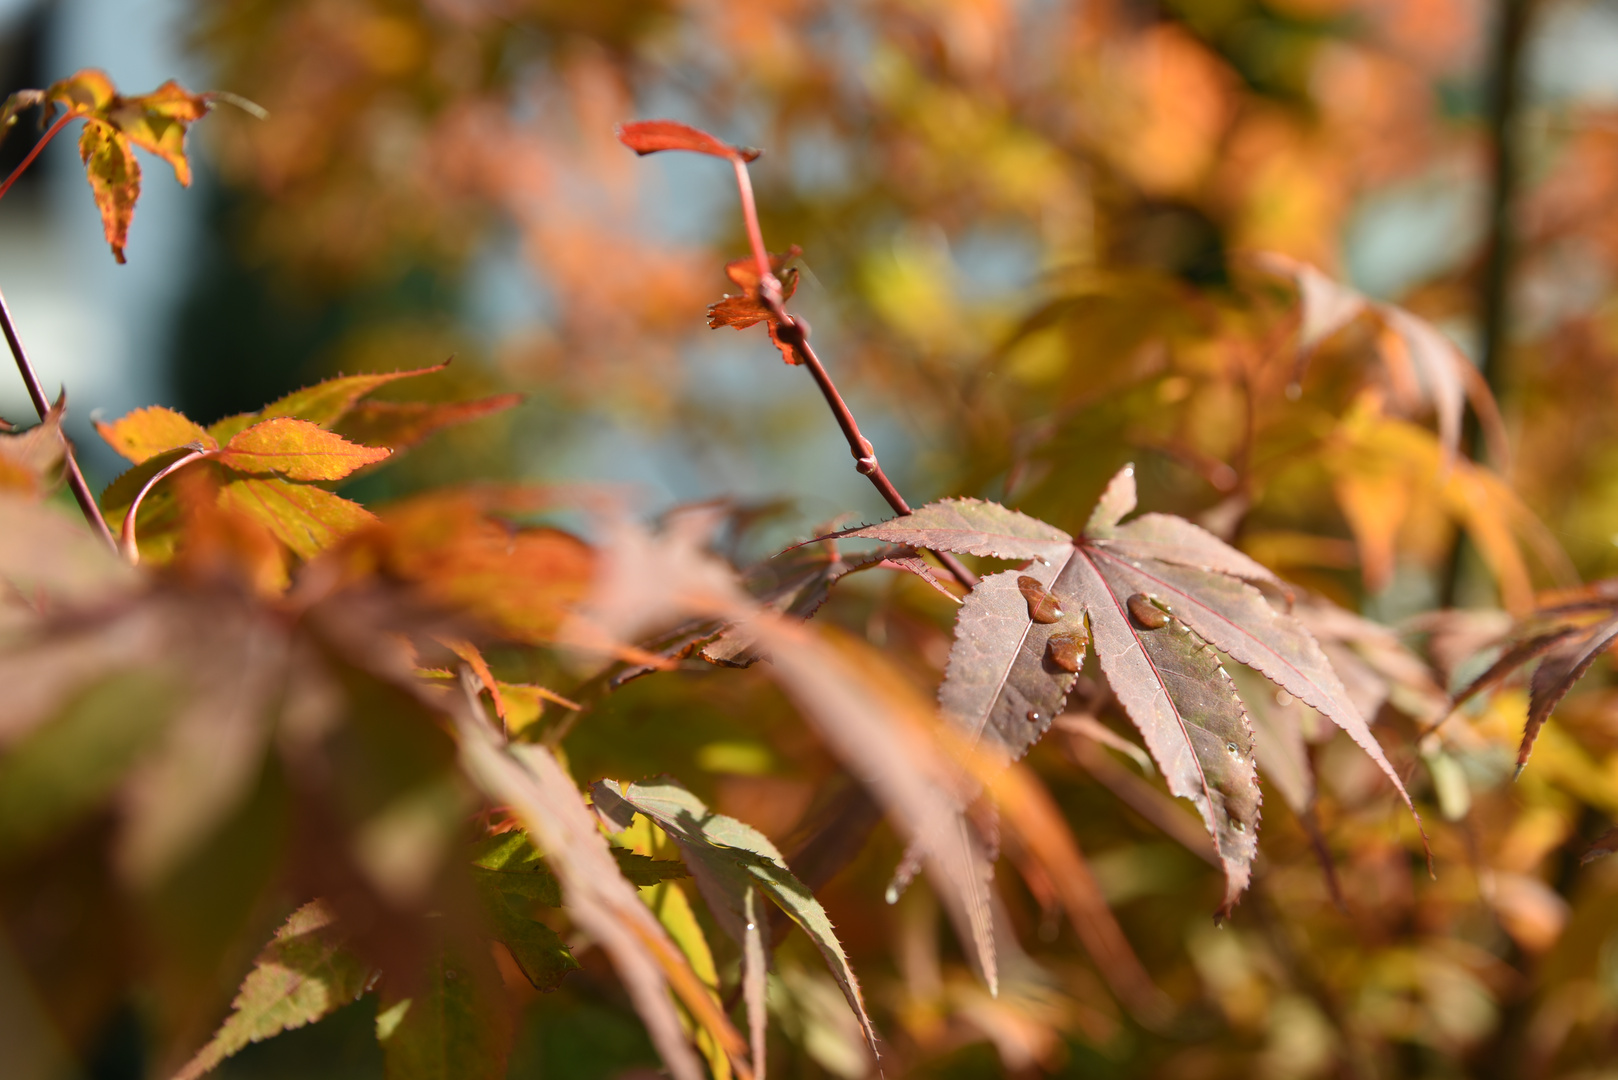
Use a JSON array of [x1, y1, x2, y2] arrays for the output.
[[1046, 631, 1088, 673], [1127, 592, 1169, 630], [1017, 575, 1064, 623]]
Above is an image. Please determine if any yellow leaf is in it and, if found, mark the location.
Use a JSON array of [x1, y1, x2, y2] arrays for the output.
[[216, 418, 391, 481], [96, 406, 217, 464]]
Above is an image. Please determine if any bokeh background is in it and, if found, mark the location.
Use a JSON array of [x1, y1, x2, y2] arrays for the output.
[[9, 0, 1618, 1076]]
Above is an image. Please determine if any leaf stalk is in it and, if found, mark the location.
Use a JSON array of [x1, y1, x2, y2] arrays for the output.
[[0, 113, 72, 202]]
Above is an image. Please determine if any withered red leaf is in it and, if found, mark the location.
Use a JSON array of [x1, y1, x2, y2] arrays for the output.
[[616, 119, 761, 163]]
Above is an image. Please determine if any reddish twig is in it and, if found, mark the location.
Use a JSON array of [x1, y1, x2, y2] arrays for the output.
[[728, 158, 978, 589], [0, 113, 72, 202], [0, 285, 116, 550]]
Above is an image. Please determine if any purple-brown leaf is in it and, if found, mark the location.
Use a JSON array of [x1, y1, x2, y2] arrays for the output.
[[830, 498, 1071, 562], [1521, 614, 1618, 772], [1064, 551, 1260, 914], [938, 566, 1088, 759], [1083, 548, 1417, 818]]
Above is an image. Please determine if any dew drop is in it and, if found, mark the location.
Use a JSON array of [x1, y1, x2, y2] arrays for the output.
[[1226, 741, 1240, 756], [1127, 592, 1169, 630], [1017, 575, 1064, 623], [1046, 631, 1088, 674], [746, 923, 756, 932], [1275, 690, 1294, 707], [1026, 710, 1042, 724], [1232, 820, 1247, 833]]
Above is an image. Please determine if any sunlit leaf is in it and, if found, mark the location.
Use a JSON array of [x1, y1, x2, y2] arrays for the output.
[[173, 900, 373, 1080], [96, 405, 217, 465], [2, 69, 214, 262], [217, 477, 377, 560], [595, 777, 880, 1066], [616, 119, 761, 162], [214, 418, 391, 481], [208, 363, 453, 443]]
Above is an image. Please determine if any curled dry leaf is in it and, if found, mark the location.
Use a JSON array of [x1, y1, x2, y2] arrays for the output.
[[616, 119, 762, 163], [708, 246, 802, 332]]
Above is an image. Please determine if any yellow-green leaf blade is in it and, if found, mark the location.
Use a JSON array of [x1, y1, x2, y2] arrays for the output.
[[77, 118, 139, 264], [217, 477, 376, 559], [173, 900, 373, 1080], [207, 364, 452, 441], [217, 418, 391, 482], [96, 406, 216, 465]]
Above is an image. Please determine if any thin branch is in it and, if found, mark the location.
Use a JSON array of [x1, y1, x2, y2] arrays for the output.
[[0, 113, 72, 202], [1445, 0, 1534, 605], [0, 285, 116, 550], [727, 158, 978, 589]]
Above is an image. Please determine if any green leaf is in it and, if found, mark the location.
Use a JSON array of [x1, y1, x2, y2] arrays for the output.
[[208, 364, 451, 442], [214, 418, 391, 482], [614, 847, 691, 886], [217, 477, 377, 560], [376, 941, 512, 1080], [173, 900, 373, 1080], [595, 777, 880, 1065], [466, 830, 682, 991], [467, 831, 578, 990], [0, 671, 176, 858], [469, 831, 563, 906]]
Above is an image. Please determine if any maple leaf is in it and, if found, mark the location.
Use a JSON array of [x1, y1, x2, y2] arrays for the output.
[[572, 511, 1000, 994], [2, 70, 214, 263], [96, 406, 217, 465], [212, 418, 391, 481], [206, 362, 455, 442], [1451, 580, 1618, 774], [595, 777, 881, 1070], [172, 901, 373, 1080], [1250, 251, 1509, 471], [834, 464, 1420, 915], [217, 477, 377, 560], [332, 393, 522, 454], [453, 703, 750, 1080], [364, 490, 595, 646]]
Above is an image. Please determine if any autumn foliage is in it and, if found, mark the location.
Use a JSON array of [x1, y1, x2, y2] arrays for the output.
[[8, 4, 1618, 1078]]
